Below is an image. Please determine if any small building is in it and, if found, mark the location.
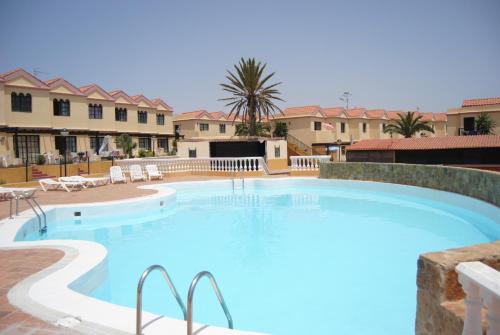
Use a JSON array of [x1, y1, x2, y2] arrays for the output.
[[177, 137, 288, 171], [173, 110, 242, 139], [346, 135, 500, 166], [447, 97, 500, 136]]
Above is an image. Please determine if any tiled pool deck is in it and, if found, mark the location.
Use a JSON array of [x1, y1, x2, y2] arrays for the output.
[[0, 175, 279, 334]]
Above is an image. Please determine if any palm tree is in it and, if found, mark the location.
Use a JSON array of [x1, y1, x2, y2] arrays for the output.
[[475, 113, 496, 135], [115, 134, 136, 158], [220, 58, 284, 136], [383, 112, 434, 138]]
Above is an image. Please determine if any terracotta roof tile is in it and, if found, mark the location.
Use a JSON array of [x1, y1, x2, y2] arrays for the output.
[[131, 94, 155, 108], [345, 108, 366, 118], [209, 111, 226, 120], [44, 77, 85, 96], [0, 68, 50, 89], [322, 107, 345, 117], [434, 113, 447, 122], [462, 97, 500, 107], [151, 98, 173, 111], [282, 105, 323, 117], [347, 135, 500, 151], [78, 84, 115, 100], [174, 110, 210, 121], [109, 90, 138, 105], [366, 109, 386, 119]]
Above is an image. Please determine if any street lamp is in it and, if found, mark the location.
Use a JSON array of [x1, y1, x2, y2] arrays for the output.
[[339, 91, 352, 111], [60, 128, 69, 176], [151, 135, 156, 157]]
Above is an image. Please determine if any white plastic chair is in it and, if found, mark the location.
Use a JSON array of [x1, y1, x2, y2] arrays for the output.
[[145, 164, 163, 181], [129, 164, 146, 182], [110, 166, 127, 184]]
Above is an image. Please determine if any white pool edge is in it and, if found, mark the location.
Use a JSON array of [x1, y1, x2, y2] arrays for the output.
[[0, 179, 273, 335]]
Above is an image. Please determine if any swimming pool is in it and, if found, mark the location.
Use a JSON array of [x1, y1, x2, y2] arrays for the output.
[[20, 178, 500, 334]]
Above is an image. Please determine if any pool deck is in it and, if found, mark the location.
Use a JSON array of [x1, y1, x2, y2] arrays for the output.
[[0, 175, 278, 334]]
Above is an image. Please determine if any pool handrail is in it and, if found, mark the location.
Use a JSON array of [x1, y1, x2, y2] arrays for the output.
[[187, 271, 233, 335], [136, 265, 187, 335]]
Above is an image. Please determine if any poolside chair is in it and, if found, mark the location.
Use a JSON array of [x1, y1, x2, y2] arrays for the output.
[[145, 164, 163, 181], [110, 166, 127, 184], [39, 178, 84, 192], [60, 176, 109, 187], [129, 164, 146, 182]]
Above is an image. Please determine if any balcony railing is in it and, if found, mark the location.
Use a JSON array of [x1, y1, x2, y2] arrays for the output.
[[456, 261, 500, 335], [290, 155, 330, 171]]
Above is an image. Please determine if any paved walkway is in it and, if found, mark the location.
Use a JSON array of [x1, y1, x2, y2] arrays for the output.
[[0, 248, 81, 334], [0, 175, 231, 220]]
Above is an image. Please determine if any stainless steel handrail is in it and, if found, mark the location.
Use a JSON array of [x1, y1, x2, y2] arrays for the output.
[[136, 265, 187, 335], [187, 271, 233, 335], [30, 198, 47, 233], [232, 168, 244, 191]]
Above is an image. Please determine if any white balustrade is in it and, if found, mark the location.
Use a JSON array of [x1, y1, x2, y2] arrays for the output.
[[457, 262, 500, 335], [116, 157, 267, 174], [290, 155, 330, 171]]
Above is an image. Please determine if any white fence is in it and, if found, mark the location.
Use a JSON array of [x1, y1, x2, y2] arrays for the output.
[[116, 157, 267, 174], [290, 155, 330, 171], [457, 262, 500, 335]]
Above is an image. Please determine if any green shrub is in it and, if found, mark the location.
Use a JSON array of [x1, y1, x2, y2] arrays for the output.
[[36, 154, 46, 165]]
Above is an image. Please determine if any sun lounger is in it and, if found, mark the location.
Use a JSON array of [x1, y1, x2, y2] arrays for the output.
[[110, 166, 127, 184], [60, 176, 109, 187], [39, 178, 84, 192], [145, 164, 163, 181], [129, 164, 146, 182]]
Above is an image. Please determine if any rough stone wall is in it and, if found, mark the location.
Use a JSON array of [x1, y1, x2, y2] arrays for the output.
[[416, 242, 500, 335], [319, 162, 500, 206]]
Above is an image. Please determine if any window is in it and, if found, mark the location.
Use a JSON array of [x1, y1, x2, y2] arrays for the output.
[[314, 121, 322, 131], [219, 124, 226, 133], [362, 123, 367, 133], [53, 99, 71, 116], [189, 148, 197, 158], [199, 123, 209, 131], [156, 114, 165, 125], [115, 108, 127, 122], [274, 145, 281, 158], [157, 138, 168, 151], [55, 136, 77, 154], [14, 135, 39, 163], [138, 111, 148, 124], [340, 122, 346, 133], [90, 136, 105, 152], [88, 104, 103, 119], [174, 125, 181, 139], [11, 92, 32, 112], [382, 123, 387, 132], [138, 137, 151, 150], [463, 117, 475, 131]]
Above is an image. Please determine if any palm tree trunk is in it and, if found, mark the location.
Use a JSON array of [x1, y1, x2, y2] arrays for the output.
[[248, 98, 257, 136]]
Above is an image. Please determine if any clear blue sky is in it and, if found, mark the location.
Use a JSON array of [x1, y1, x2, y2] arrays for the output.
[[1, 0, 499, 113]]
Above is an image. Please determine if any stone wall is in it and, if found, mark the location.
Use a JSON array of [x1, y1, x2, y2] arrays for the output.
[[416, 242, 500, 335], [319, 162, 500, 206]]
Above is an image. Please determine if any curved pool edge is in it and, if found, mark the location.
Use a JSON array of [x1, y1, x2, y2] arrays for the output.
[[0, 176, 497, 335], [0, 182, 267, 335]]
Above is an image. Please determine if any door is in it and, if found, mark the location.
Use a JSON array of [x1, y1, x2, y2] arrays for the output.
[[463, 117, 475, 131]]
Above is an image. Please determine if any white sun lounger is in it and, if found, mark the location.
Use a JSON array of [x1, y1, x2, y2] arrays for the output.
[[129, 164, 146, 182], [145, 164, 163, 181], [110, 166, 127, 184], [60, 176, 109, 187], [39, 178, 84, 192]]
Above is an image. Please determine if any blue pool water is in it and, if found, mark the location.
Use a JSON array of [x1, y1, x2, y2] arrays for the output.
[[22, 179, 500, 335]]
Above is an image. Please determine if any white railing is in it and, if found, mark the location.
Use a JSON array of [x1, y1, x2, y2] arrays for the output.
[[116, 157, 267, 174], [457, 262, 500, 335], [290, 155, 330, 171]]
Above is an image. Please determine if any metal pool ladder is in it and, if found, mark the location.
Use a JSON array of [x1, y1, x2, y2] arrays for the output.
[[136, 265, 187, 335], [232, 169, 245, 191], [187, 271, 233, 335]]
